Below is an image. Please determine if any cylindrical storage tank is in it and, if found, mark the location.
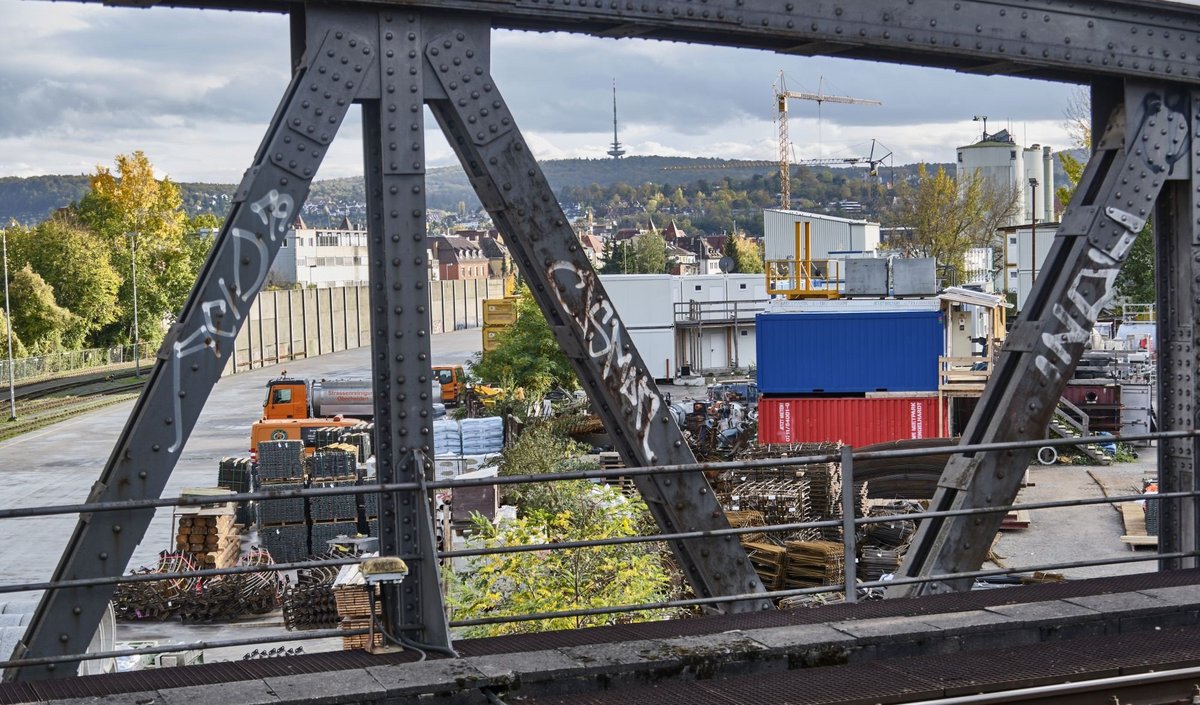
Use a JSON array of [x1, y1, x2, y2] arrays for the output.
[[758, 396, 943, 446], [756, 310, 944, 393], [310, 379, 374, 417]]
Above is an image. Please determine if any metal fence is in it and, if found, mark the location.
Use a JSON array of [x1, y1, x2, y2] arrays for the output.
[[0, 428, 1193, 673], [0, 345, 149, 386]]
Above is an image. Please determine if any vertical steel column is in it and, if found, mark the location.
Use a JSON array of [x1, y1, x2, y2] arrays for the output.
[[1155, 90, 1200, 568], [7, 21, 371, 679], [841, 445, 857, 604], [425, 28, 767, 610], [354, 7, 451, 647]]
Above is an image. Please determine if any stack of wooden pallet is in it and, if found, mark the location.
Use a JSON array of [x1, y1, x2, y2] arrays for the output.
[[175, 503, 240, 569], [598, 451, 637, 497], [332, 564, 382, 650]]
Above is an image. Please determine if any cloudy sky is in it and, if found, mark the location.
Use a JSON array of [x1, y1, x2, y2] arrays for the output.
[[0, 0, 1082, 183]]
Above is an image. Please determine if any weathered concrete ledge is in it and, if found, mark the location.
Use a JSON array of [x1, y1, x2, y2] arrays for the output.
[[37, 585, 1200, 705]]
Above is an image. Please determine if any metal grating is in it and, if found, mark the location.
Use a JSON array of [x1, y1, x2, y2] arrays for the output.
[[3, 570, 1200, 701]]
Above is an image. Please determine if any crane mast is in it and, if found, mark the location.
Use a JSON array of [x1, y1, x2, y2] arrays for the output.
[[775, 72, 880, 208]]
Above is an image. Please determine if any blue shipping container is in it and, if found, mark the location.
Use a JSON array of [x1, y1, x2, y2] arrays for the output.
[[756, 310, 944, 394]]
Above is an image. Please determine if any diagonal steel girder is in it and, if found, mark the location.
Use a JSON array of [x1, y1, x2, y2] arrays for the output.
[[8, 7, 767, 680], [7, 19, 375, 680], [892, 81, 1193, 596], [423, 24, 770, 613]]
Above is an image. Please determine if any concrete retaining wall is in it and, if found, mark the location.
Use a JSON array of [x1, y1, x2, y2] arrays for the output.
[[225, 279, 505, 374]]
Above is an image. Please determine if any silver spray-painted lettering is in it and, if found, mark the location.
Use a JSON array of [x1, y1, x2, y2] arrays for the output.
[[249, 190, 294, 243], [167, 218, 276, 452], [1034, 246, 1121, 387], [549, 261, 660, 463]]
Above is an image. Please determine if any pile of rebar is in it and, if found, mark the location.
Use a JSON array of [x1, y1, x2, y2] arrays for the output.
[[281, 560, 342, 631], [782, 540, 845, 589], [113, 549, 280, 623]]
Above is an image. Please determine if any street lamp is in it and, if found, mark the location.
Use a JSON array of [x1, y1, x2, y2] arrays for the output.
[[973, 115, 989, 141], [1029, 177, 1040, 282], [2, 221, 15, 421], [128, 231, 141, 378]]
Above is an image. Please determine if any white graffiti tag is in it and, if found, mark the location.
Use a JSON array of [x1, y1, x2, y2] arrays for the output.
[[1034, 246, 1121, 387], [166, 193, 286, 452], [549, 262, 661, 463]]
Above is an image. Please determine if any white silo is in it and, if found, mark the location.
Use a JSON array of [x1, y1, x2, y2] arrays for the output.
[[957, 129, 1025, 227]]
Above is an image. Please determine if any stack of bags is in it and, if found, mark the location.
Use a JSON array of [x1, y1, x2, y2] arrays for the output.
[[461, 417, 503, 455], [433, 419, 463, 455]]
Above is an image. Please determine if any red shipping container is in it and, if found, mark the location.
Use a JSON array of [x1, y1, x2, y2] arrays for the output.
[[758, 396, 945, 447]]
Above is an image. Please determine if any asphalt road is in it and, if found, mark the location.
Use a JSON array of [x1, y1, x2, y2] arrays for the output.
[[0, 328, 481, 588]]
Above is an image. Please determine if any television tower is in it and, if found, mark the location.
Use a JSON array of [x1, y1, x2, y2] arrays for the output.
[[607, 79, 625, 159]]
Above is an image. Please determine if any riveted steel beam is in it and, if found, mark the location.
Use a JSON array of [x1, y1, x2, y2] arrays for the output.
[[351, 5, 451, 648], [74, 0, 1200, 86], [892, 81, 1189, 596], [1155, 90, 1200, 569], [424, 26, 770, 611], [6, 22, 373, 680]]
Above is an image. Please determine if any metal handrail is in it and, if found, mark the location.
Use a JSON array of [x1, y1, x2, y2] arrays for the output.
[[0, 427, 1191, 674], [0, 429, 1188, 521], [764, 257, 842, 298]]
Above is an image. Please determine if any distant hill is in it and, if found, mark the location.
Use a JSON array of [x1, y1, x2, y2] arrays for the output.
[[0, 152, 1086, 229]]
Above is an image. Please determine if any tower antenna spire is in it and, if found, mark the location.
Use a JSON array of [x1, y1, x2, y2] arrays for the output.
[[608, 79, 625, 159]]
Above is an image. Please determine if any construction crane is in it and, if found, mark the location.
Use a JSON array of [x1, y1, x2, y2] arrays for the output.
[[659, 139, 893, 183], [776, 72, 880, 208]]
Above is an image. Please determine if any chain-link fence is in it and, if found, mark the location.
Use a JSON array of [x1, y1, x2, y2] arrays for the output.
[[0, 345, 151, 386]]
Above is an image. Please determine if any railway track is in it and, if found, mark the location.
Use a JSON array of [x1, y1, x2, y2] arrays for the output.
[[1, 370, 146, 442]]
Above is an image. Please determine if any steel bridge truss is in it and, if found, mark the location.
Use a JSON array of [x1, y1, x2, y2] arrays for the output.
[[8, 0, 1200, 680]]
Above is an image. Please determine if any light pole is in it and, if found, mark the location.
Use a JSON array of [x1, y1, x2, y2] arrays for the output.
[[1029, 177, 1039, 283], [128, 231, 141, 378], [973, 115, 989, 141], [3, 222, 15, 421]]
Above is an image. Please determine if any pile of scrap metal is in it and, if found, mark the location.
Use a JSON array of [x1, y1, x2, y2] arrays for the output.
[[674, 399, 756, 461], [112, 548, 281, 622]]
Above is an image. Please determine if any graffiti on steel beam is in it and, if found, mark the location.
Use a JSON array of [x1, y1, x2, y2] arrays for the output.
[[166, 190, 292, 452], [549, 261, 661, 462]]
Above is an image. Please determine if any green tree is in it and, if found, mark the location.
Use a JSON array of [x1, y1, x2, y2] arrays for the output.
[[888, 165, 1017, 274], [448, 482, 675, 637], [724, 233, 763, 273], [8, 216, 122, 348], [471, 285, 577, 395], [9, 265, 76, 353], [185, 213, 220, 277], [630, 231, 668, 273], [75, 152, 192, 348]]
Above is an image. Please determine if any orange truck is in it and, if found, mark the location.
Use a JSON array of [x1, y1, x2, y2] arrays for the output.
[[250, 372, 458, 456]]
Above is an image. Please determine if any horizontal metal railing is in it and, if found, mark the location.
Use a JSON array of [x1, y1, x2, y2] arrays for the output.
[[0, 428, 1192, 673]]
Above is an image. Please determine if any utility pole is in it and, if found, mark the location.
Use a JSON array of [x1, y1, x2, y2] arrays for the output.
[[1029, 177, 1039, 282], [3, 223, 15, 422], [129, 231, 141, 378]]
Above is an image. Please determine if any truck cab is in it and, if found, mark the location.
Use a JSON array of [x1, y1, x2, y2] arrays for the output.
[[263, 377, 310, 420]]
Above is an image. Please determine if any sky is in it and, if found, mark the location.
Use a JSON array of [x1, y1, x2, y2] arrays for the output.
[[0, 0, 1083, 183]]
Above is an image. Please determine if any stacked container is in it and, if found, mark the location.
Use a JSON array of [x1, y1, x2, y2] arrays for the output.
[[756, 303, 946, 447]]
